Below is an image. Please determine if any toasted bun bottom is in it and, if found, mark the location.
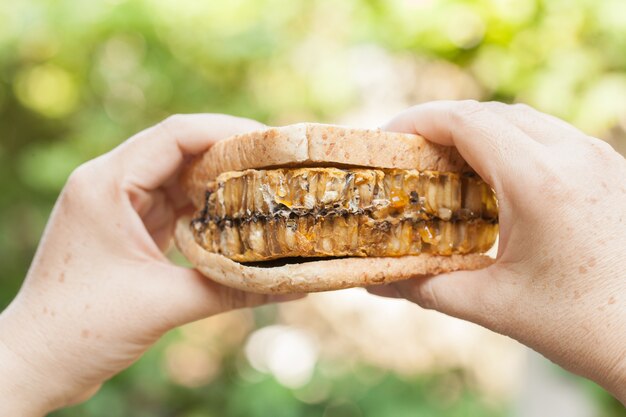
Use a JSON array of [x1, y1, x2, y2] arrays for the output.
[[174, 217, 494, 294]]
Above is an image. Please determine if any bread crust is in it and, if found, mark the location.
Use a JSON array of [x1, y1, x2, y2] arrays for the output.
[[182, 123, 472, 209], [175, 217, 493, 294]]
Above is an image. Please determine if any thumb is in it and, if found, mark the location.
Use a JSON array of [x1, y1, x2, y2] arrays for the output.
[[142, 264, 303, 330], [393, 266, 515, 334]]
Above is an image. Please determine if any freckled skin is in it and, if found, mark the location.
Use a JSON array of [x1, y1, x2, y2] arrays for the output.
[[0, 104, 624, 413], [0, 115, 301, 416], [369, 101, 626, 405]]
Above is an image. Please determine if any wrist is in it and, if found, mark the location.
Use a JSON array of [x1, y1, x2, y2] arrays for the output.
[[595, 283, 626, 404], [603, 347, 626, 405], [0, 342, 50, 417], [0, 306, 57, 417], [580, 303, 626, 405]]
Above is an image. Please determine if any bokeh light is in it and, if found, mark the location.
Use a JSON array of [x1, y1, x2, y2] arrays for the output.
[[1, 0, 624, 416], [245, 325, 319, 389], [15, 64, 78, 118]]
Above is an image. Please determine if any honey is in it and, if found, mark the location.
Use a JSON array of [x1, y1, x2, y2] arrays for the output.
[[192, 167, 499, 262]]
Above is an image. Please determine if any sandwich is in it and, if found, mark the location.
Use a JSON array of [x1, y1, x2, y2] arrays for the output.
[[175, 123, 498, 294]]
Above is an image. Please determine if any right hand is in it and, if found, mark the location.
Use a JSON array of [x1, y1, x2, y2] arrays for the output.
[[0, 114, 301, 416], [369, 100, 626, 404]]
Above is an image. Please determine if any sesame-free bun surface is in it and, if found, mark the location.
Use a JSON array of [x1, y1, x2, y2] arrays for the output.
[[183, 123, 472, 208]]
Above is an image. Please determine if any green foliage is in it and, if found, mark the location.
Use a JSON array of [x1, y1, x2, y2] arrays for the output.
[[1, 0, 624, 415], [53, 340, 506, 417]]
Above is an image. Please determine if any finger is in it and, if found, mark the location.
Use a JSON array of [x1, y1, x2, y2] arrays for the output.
[[174, 203, 196, 219], [383, 100, 545, 190], [392, 266, 515, 334], [366, 284, 402, 299], [144, 264, 305, 329], [131, 189, 175, 251], [163, 179, 192, 212], [482, 102, 589, 145], [109, 114, 265, 192]]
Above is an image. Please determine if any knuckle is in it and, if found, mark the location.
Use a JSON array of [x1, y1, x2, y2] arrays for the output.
[[447, 100, 487, 125], [483, 100, 508, 112], [153, 114, 192, 147], [453, 99, 483, 116], [588, 137, 617, 159], [158, 114, 186, 134], [62, 159, 112, 210], [484, 101, 536, 119], [583, 139, 625, 182], [510, 102, 534, 113], [64, 162, 97, 196]]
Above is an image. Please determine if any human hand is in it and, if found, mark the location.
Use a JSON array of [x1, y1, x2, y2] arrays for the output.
[[369, 101, 626, 403], [0, 115, 299, 416]]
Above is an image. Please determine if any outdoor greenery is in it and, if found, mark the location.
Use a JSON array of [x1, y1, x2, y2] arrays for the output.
[[1, 0, 624, 415], [55, 332, 506, 417]]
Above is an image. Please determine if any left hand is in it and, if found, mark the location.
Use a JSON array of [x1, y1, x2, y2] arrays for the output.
[[0, 114, 299, 416]]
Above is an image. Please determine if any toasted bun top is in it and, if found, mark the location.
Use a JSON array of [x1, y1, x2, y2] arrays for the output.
[[182, 123, 471, 207], [174, 217, 493, 294]]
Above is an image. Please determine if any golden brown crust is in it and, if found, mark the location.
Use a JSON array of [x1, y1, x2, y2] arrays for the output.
[[182, 123, 472, 209], [175, 217, 494, 294]]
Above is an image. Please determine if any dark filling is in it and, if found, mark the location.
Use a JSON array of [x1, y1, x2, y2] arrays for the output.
[[192, 195, 498, 232]]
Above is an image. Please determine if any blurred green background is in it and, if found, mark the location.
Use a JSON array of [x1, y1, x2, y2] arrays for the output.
[[1, 0, 625, 416]]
